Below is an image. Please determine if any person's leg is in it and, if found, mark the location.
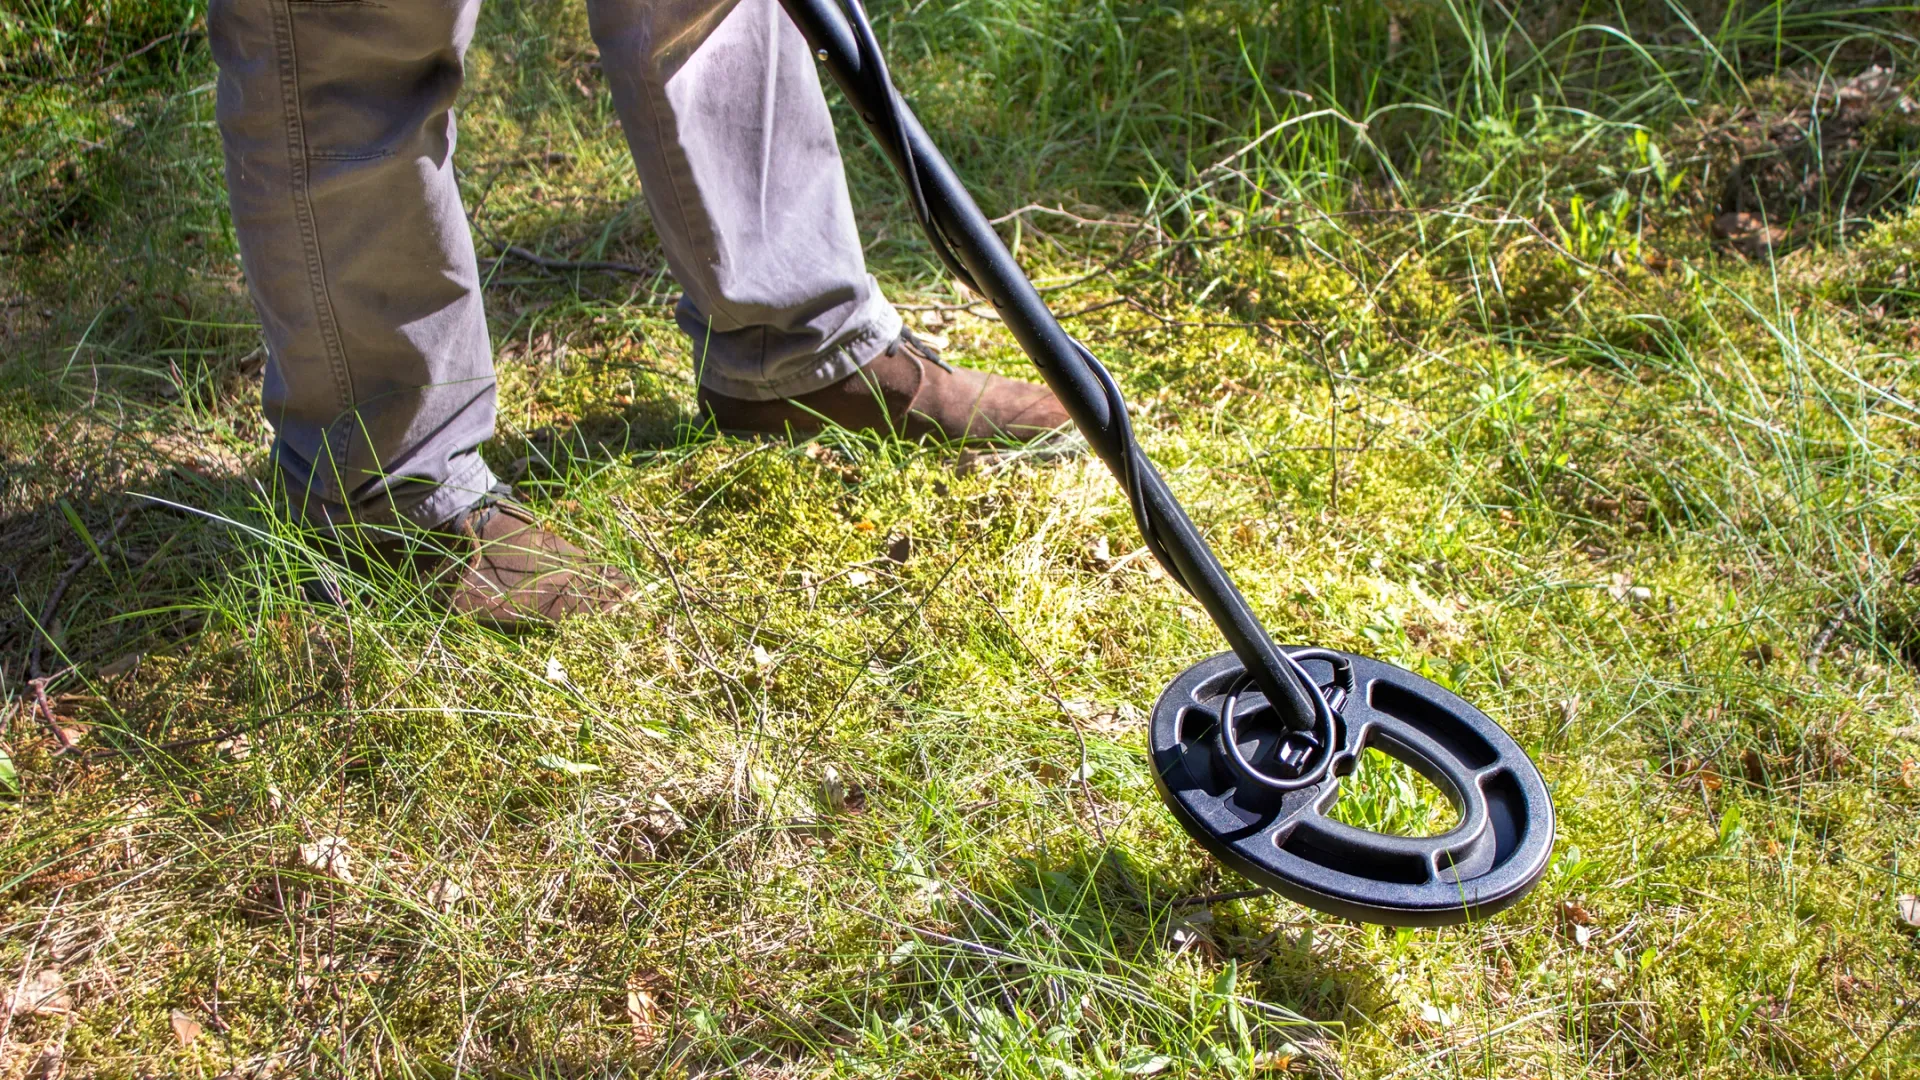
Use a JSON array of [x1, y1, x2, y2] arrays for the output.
[[210, 0, 497, 529], [586, 0, 900, 402]]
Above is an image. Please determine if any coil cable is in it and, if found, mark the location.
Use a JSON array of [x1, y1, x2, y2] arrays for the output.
[[792, 0, 1559, 919]]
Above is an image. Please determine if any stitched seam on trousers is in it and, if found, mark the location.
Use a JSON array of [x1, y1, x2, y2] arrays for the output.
[[700, 291, 901, 400], [272, 0, 357, 484], [308, 147, 396, 161], [741, 321, 893, 399], [634, 59, 723, 342]]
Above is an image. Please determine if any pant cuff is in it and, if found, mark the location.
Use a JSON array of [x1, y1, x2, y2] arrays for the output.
[[279, 451, 499, 532], [694, 291, 904, 402]]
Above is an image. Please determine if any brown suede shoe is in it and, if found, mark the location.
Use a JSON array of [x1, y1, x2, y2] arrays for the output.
[[697, 329, 1072, 444], [439, 498, 635, 630], [302, 492, 631, 629]]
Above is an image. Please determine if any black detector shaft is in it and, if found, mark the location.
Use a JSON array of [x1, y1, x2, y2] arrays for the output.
[[781, 0, 1555, 924], [780, 0, 1329, 742]]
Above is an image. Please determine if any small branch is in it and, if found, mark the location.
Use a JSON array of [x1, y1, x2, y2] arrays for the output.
[[89, 28, 203, 82], [987, 203, 1147, 231], [81, 688, 329, 762], [28, 507, 137, 681], [1169, 887, 1270, 908], [27, 677, 76, 754], [1807, 604, 1854, 673], [487, 242, 652, 276], [27, 553, 91, 682]]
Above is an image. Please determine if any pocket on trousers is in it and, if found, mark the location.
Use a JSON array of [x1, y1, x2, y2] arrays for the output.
[[288, 0, 462, 163]]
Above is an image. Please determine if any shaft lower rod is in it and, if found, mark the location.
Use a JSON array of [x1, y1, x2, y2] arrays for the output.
[[779, 0, 1322, 732]]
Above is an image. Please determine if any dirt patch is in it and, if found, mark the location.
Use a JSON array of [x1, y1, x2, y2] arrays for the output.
[[1697, 66, 1920, 253]]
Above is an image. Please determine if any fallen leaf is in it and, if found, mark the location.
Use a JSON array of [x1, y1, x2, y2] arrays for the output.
[[427, 877, 464, 912], [8, 967, 71, 1016], [216, 733, 251, 761], [98, 652, 144, 678], [298, 836, 354, 884], [1711, 211, 1785, 255], [170, 1008, 203, 1047], [1251, 1050, 1294, 1073], [1168, 923, 1219, 959], [626, 984, 661, 1046], [954, 448, 1009, 475], [750, 643, 777, 679], [845, 569, 876, 587], [535, 754, 602, 776], [820, 764, 847, 814], [26, 1045, 63, 1080], [1084, 536, 1114, 569], [1055, 698, 1140, 736], [884, 534, 914, 564], [1898, 895, 1920, 929]]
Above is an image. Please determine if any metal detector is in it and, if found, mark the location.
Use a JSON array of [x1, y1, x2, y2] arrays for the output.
[[780, 0, 1555, 925]]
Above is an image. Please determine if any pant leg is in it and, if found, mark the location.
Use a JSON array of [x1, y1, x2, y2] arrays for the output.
[[588, 0, 901, 402], [211, 0, 498, 530]]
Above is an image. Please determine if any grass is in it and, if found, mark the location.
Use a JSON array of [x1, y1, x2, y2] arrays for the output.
[[3, 0, 1920, 1076]]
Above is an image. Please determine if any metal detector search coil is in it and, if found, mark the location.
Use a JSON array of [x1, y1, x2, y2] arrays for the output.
[[1152, 649, 1554, 925], [782, 0, 1556, 925]]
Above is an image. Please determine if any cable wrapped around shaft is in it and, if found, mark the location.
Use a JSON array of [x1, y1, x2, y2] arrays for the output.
[[836, 0, 1196, 597]]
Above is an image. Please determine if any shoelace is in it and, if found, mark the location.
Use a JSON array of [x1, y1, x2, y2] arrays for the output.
[[894, 326, 955, 373], [458, 483, 523, 539]]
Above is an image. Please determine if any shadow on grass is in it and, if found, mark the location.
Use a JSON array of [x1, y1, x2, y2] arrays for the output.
[[0, 465, 257, 686]]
